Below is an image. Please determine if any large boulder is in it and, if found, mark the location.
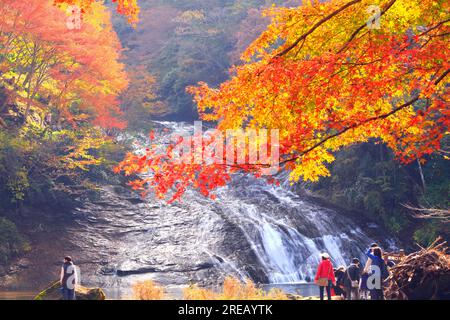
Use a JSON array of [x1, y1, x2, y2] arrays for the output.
[[34, 281, 106, 300]]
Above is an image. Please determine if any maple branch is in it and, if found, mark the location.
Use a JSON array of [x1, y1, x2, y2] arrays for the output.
[[278, 68, 450, 166], [341, 58, 383, 66], [419, 18, 450, 37], [276, 0, 363, 57], [337, 0, 397, 54], [218, 68, 449, 172], [430, 32, 450, 38], [434, 68, 450, 85]]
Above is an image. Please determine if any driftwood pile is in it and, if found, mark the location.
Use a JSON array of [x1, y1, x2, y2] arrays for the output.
[[385, 238, 450, 300]]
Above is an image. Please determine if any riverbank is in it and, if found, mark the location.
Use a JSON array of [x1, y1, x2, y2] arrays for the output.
[[0, 283, 320, 300]]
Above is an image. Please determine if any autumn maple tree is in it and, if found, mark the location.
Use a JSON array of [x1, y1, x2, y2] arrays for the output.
[[0, 0, 129, 128], [0, 0, 134, 182], [54, 0, 140, 25], [117, 0, 449, 202]]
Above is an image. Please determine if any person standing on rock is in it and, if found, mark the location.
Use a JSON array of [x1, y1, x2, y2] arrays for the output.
[[314, 253, 336, 300], [60, 256, 78, 300]]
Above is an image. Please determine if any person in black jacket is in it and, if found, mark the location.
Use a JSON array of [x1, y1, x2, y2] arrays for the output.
[[343, 258, 361, 300], [333, 266, 346, 298]]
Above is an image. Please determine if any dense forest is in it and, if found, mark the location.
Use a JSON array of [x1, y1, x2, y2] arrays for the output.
[[112, 0, 295, 121], [312, 141, 449, 244], [0, 0, 133, 267], [1, 0, 449, 278]]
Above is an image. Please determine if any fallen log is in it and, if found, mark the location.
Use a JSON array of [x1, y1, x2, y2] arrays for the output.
[[385, 238, 450, 300], [34, 281, 106, 300]]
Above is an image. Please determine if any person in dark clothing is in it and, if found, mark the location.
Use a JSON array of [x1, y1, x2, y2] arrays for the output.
[[366, 247, 385, 300], [333, 266, 346, 298], [384, 254, 396, 268], [343, 258, 361, 300], [359, 267, 370, 300], [60, 256, 78, 300]]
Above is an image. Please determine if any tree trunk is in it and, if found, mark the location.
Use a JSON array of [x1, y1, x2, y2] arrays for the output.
[[417, 158, 426, 192]]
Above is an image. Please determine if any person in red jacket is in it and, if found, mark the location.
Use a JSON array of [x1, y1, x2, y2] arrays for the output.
[[315, 253, 336, 300]]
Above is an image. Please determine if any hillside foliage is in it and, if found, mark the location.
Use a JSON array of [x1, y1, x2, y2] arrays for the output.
[[0, 0, 142, 261]]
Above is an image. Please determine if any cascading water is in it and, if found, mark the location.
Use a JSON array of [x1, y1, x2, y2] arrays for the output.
[[210, 179, 374, 283], [131, 121, 396, 284], [7, 121, 396, 297]]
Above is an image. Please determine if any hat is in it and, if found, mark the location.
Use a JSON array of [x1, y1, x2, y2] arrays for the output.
[[320, 252, 330, 259], [64, 256, 72, 262]]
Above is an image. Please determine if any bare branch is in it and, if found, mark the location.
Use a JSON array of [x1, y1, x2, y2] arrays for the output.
[[403, 204, 450, 223]]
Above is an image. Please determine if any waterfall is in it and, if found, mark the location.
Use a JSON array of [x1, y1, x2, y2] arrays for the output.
[[141, 121, 396, 283], [3, 121, 398, 296], [58, 120, 398, 295]]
